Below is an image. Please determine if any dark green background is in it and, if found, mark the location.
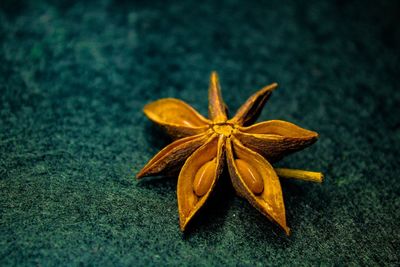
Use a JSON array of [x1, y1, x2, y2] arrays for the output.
[[1, 0, 399, 266]]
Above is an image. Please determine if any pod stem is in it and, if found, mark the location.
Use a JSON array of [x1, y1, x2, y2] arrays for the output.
[[275, 168, 324, 183]]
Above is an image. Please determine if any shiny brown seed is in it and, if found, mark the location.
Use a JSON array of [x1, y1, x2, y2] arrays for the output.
[[235, 159, 264, 195], [193, 160, 216, 197]]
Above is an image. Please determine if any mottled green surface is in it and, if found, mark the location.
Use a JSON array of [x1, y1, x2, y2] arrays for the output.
[[1, 0, 399, 266]]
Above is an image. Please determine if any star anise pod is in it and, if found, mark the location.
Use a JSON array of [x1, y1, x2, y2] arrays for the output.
[[137, 72, 323, 234]]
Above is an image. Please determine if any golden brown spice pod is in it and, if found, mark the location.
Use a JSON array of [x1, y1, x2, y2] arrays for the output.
[[137, 72, 323, 234]]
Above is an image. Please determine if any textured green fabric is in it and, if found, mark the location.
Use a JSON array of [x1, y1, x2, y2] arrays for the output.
[[1, 0, 399, 266]]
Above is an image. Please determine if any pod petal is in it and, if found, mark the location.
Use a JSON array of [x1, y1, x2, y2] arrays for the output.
[[235, 120, 318, 162], [226, 138, 289, 235], [144, 98, 211, 139], [136, 132, 211, 179], [208, 71, 228, 123], [230, 83, 278, 126], [177, 134, 225, 231]]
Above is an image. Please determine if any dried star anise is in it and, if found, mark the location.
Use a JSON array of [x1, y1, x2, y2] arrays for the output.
[[137, 72, 323, 234]]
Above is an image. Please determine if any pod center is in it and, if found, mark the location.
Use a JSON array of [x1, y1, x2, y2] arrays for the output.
[[212, 123, 234, 136]]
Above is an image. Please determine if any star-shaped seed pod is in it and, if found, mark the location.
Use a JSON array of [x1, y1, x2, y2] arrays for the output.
[[137, 72, 323, 234]]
